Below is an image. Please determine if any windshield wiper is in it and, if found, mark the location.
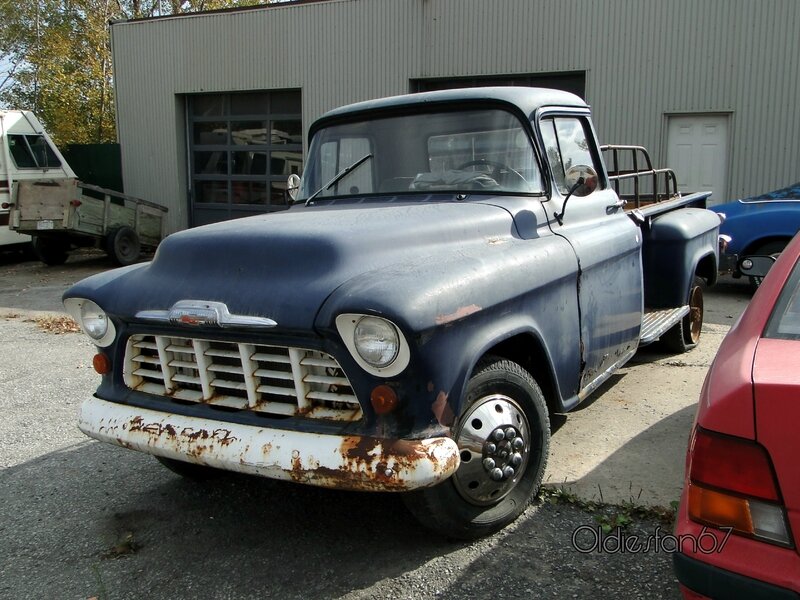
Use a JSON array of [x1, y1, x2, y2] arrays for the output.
[[305, 153, 373, 205]]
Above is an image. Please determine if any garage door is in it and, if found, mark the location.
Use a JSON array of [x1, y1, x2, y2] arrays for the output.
[[188, 90, 303, 227]]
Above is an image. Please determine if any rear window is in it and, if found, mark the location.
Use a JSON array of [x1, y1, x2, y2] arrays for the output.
[[765, 256, 800, 339]]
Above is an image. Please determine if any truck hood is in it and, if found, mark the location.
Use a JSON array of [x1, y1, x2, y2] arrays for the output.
[[67, 200, 518, 332]]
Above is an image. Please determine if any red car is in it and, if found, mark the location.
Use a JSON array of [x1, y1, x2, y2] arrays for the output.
[[674, 232, 800, 598]]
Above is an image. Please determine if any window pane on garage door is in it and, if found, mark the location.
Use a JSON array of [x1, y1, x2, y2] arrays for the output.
[[188, 90, 302, 227]]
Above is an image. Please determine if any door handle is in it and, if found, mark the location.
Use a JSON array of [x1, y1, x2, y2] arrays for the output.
[[607, 198, 627, 211]]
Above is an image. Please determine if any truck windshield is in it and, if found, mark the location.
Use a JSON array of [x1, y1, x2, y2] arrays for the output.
[[298, 108, 543, 200]]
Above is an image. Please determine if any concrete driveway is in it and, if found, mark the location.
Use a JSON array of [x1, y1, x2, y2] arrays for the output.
[[0, 251, 752, 599]]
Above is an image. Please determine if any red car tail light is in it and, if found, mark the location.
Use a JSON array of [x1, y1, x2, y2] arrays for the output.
[[690, 428, 779, 501], [687, 427, 792, 547]]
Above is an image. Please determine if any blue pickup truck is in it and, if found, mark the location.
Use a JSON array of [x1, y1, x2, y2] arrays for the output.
[[64, 88, 721, 538]]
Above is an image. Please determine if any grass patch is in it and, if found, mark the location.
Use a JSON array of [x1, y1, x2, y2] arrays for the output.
[[538, 485, 677, 533]]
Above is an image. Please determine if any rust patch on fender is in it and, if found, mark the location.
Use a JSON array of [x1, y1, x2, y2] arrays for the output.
[[431, 391, 455, 427], [435, 304, 481, 325]]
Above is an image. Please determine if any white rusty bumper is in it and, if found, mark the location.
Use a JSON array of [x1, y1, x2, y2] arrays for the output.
[[78, 397, 460, 491]]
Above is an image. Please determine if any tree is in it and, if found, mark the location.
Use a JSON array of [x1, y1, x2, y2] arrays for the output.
[[0, 0, 268, 146]]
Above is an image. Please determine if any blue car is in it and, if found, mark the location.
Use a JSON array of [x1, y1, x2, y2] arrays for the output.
[[714, 183, 800, 281]]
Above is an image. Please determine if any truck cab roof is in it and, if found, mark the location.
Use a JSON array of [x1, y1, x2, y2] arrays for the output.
[[311, 87, 589, 136]]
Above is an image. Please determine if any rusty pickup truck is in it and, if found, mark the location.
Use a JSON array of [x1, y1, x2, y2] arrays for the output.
[[65, 88, 721, 538]]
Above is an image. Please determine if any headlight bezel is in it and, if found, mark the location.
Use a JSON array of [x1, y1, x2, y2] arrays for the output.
[[336, 313, 410, 377], [63, 297, 116, 347]]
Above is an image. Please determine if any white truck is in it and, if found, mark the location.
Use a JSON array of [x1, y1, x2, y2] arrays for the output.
[[0, 110, 76, 252]]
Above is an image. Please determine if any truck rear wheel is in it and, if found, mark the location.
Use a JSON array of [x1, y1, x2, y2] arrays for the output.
[[107, 226, 141, 266], [403, 357, 550, 539], [661, 277, 704, 353], [31, 236, 69, 266]]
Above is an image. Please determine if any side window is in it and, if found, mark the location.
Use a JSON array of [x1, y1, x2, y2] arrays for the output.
[[8, 134, 62, 169], [319, 137, 373, 196], [539, 117, 598, 195], [8, 135, 37, 168]]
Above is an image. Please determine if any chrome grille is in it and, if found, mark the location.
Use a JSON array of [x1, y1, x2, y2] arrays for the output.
[[124, 335, 362, 421]]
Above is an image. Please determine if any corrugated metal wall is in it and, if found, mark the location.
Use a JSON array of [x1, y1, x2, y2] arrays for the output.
[[112, 0, 800, 232]]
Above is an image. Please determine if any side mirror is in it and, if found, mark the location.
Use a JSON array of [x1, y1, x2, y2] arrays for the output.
[[287, 174, 301, 202], [564, 165, 599, 197], [555, 165, 599, 224]]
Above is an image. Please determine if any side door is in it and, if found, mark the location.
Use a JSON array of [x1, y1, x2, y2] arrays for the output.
[[537, 111, 643, 395]]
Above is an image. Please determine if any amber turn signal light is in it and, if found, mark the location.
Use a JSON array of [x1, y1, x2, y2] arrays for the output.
[[370, 384, 398, 414], [688, 483, 754, 535], [93, 353, 111, 374]]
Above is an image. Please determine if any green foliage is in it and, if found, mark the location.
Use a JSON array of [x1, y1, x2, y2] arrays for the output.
[[0, 0, 268, 145]]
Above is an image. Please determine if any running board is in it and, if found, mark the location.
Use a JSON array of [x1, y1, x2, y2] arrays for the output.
[[640, 306, 690, 345]]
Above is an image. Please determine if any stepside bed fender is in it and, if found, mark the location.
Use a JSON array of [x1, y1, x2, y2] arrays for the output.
[[641, 208, 720, 308]]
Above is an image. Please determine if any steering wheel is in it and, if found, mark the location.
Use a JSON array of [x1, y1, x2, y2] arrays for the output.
[[456, 159, 527, 184]]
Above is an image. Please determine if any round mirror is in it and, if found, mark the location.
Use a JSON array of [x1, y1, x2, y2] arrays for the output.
[[287, 174, 301, 202], [564, 165, 599, 197]]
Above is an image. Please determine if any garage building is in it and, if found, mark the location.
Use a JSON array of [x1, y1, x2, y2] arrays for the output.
[[110, 0, 800, 232]]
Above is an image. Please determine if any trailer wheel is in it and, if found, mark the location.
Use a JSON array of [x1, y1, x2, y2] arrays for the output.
[[403, 357, 550, 539], [31, 237, 69, 266], [155, 456, 224, 480], [661, 277, 704, 353], [107, 226, 141, 266]]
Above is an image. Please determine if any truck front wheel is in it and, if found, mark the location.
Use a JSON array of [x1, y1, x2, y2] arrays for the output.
[[747, 240, 788, 288], [155, 456, 224, 480], [403, 357, 550, 539], [661, 277, 704, 353]]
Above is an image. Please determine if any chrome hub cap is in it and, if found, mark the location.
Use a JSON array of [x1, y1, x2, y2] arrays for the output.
[[453, 394, 530, 506]]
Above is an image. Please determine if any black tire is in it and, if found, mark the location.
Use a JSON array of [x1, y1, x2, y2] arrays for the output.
[[107, 226, 141, 266], [155, 456, 224, 480], [21, 241, 37, 261], [747, 240, 788, 289], [31, 236, 69, 266], [661, 276, 704, 353], [403, 357, 550, 539]]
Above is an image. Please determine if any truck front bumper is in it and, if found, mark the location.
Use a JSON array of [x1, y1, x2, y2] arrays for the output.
[[79, 397, 460, 492]]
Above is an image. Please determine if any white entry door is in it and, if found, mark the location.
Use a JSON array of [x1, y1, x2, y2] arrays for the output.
[[666, 114, 729, 206]]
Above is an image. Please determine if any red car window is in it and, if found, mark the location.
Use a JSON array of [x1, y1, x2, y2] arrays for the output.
[[765, 258, 800, 340]]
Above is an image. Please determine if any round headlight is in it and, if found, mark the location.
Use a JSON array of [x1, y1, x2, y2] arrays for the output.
[[353, 316, 399, 368], [80, 300, 109, 340]]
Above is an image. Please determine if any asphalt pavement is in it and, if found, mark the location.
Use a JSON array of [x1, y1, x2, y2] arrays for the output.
[[0, 251, 752, 599]]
